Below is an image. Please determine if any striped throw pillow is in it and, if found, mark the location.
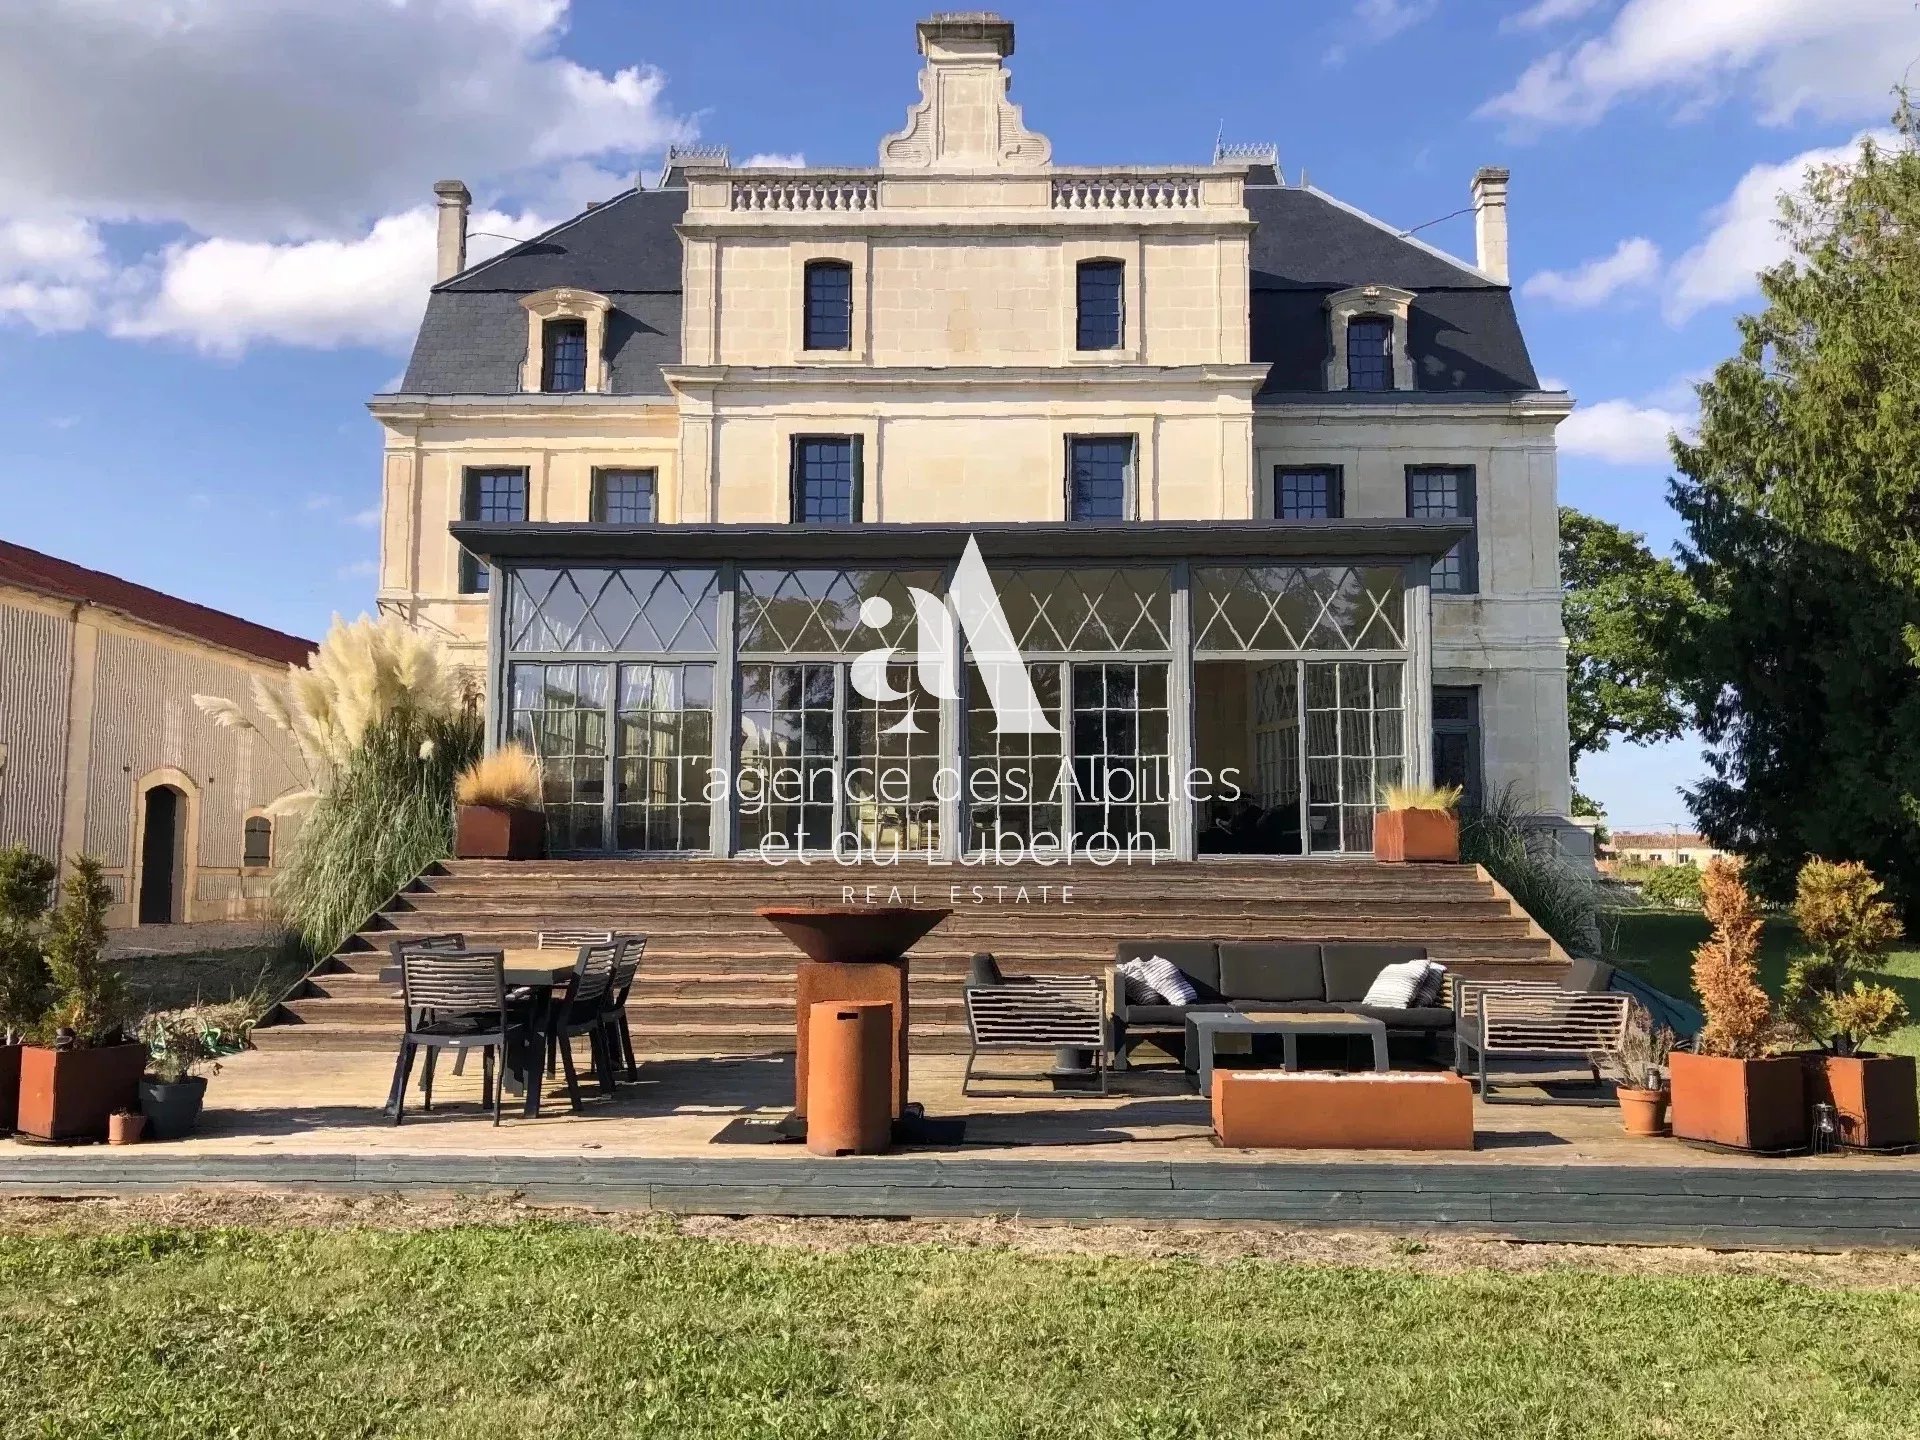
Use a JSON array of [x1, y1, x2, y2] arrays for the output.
[[1360, 959, 1430, 1009], [1411, 962, 1447, 1008], [1140, 956, 1199, 1005], [1115, 959, 1159, 1006]]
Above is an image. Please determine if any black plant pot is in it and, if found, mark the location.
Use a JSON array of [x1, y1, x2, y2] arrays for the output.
[[138, 1076, 208, 1140]]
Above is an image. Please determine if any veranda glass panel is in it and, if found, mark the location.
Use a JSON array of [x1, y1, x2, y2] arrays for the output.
[[1192, 566, 1406, 653], [988, 568, 1172, 653], [614, 663, 714, 851], [966, 661, 1064, 852], [509, 567, 720, 653], [1251, 661, 1304, 846], [1070, 662, 1170, 853], [736, 568, 940, 654], [845, 660, 941, 854], [509, 662, 610, 851], [1304, 661, 1404, 853], [737, 662, 837, 850]]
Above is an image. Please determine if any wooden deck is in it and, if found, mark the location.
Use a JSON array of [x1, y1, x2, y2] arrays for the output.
[[4, 1048, 1918, 1249]]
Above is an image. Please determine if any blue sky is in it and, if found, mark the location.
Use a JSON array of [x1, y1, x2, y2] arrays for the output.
[[2, 0, 1914, 827]]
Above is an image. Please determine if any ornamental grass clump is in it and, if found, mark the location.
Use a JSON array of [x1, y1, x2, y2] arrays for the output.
[[1785, 858, 1908, 1055], [195, 615, 483, 959], [1691, 857, 1775, 1059], [1378, 782, 1463, 812], [138, 999, 256, 1084], [455, 745, 544, 810]]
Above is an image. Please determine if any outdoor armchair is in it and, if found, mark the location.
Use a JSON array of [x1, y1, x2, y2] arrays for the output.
[[540, 941, 620, 1111], [389, 947, 520, 1126], [1453, 983, 1635, 1102], [601, 935, 649, 1083], [963, 975, 1109, 1096]]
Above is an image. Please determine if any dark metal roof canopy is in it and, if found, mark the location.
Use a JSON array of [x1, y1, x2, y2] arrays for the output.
[[450, 518, 1471, 565]]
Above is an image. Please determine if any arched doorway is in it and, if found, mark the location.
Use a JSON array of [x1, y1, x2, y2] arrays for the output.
[[138, 785, 189, 924]]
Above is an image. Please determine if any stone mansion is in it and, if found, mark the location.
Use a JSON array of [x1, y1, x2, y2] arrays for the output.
[[371, 11, 1574, 863]]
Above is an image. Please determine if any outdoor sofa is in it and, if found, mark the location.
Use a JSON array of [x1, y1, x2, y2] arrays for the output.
[[1104, 941, 1455, 1070]]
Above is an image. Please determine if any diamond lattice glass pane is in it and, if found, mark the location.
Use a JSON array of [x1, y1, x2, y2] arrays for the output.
[[738, 568, 933, 654]]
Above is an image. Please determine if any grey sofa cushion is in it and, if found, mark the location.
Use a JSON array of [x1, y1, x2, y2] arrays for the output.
[[1113, 940, 1223, 1002], [1341, 1003, 1456, 1031], [1322, 944, 1429, 1002], [1236, 1000, 1348, 1015], [1217, 942, 1325, 1002], [1119, 1002, 1235, 1026]]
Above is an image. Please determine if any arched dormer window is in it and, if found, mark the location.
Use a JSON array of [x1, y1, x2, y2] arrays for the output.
[[519, 287, 612, 393], [1075, 258, 1125, 351], [1324, 285, 1414, 392]]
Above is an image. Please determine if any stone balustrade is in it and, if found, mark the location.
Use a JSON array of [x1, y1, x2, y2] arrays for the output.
[[730, 176, 880, 213], [1050, 176, 1207, 210]]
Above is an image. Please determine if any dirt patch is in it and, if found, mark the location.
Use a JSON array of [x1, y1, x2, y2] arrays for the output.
[[1, 1191, 1914, 1290]]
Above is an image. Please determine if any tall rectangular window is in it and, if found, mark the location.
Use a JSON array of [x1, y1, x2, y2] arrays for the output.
[[1067, 436, 1133, 521], [592, 468, 657, 523], [803, 260, 853, 351], [1346, 316, 1393, 392], [541, 318, 588, 392], [790, 437, 860, 523], [1075, 259, 1124, 350], [460, 467, 528, 593], [1407, 465, 1477, 594], [1273, 466, 1343, 520]]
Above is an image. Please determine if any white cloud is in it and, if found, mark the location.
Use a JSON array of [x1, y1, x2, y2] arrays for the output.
[[1325, 0, 1436, 63], [348, 505, 383, 530], [1506, 0, 1607, 29], [1560, 398, 1693, 464], [1665, 133, 1883, 321], [1483, 0, 1919, 128], [741, 153, 807, 169], [114, 205, 543, 354], [336, 558, 379, 580], [0, 0, 690, 351], [1522, 237, 1662, 307]]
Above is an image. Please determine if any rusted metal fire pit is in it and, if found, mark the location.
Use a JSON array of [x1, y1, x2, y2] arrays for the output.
[[757, 905, 951, 1121]]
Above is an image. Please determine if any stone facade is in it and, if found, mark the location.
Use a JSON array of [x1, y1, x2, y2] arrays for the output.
[[374, 11, 1575, 834]]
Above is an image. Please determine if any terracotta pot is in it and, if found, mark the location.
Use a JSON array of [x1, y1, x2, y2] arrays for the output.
[[1806, 1053, 1918, 1152], [1617, 1085, 1670, 1138], [0, 1042, 20, 1134], [14, 1043, 148, 1143], [107, 1111, 146, 1145], [455, 804, 545, 859], [1668, 1050, 1808, 1153], [1372, 808, 1460, 864]]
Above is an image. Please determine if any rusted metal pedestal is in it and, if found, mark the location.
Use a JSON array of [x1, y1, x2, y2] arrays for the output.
[[805, 1001, 895, 1156], [756, 906, 951, 1123]]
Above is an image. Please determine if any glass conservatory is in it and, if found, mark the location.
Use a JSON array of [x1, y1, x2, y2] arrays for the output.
[[451, 519, 1466, 861]]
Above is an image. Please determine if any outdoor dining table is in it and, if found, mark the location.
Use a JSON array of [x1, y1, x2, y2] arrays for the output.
[[378, 948, 578, 1119]]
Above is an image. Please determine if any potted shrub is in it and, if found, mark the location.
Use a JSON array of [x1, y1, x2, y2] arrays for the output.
[[1596, 1008, 1677, 1137], [1785, 859, 1916, 1152], [0, 845, 58, 1135], [137, 999, 255, 1140], [1668, 858, 1808, 1152], [1373, 783, 1463, 863], [453, 744, 545, 859], [14, 856, 146, 1143], [107, 1109, 145, 1145]]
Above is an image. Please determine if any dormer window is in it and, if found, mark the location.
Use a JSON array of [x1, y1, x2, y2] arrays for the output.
[[518, 287, 612, 393], [541, 318, 588, 392], [1345, 316, 1392, 391], [803, 260, 853, 351], [1324, 285, 1415, 392]]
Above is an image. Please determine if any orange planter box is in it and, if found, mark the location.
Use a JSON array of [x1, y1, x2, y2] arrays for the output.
[[1212, 1071, 1475, 1150], [1373, 808, 1460, 863]]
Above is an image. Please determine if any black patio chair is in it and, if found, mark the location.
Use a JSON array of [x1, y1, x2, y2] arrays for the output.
[[601, 935, 649, 1083], [540, 941, 620, 1111], [388, 947, 520, 1126]]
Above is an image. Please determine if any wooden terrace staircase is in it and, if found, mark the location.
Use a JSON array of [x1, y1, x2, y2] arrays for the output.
[[253, 858, 1566, 1055]]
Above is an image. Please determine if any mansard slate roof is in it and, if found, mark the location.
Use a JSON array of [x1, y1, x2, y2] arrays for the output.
[[396, 179, 1538, 398]]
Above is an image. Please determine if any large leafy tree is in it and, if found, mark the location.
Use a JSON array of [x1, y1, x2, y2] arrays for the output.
[[1670, 99, 1920, 917], [1560, 507, 1697, 774]]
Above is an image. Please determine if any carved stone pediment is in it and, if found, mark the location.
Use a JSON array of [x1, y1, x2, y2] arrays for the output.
[[880, 13, 1051, 171]]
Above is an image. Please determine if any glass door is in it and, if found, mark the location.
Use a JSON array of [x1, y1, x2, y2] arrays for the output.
[[508, 662, 610, 852], [613, 663, 715, 852]]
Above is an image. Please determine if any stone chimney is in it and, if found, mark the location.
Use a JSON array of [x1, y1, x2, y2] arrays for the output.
[[1472, 167, 1510, 284], [433, 179, 470, 282], [880, 12, 1050, 170]]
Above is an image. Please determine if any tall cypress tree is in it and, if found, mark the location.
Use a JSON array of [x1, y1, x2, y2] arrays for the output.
[[1672, 99, 1920, 917]]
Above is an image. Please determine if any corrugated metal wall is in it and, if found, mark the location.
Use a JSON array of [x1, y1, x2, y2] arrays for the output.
[[0, 599, 73, 859], [84, 629, 305, 886]]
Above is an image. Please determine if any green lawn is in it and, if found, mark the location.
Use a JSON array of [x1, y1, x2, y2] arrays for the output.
[[2, 1224, 1919, 1438], [1607, 910, 1920, 1061]]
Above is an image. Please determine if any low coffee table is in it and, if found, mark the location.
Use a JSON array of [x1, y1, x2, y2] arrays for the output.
[[1185, 1011, 1390, 1097]]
